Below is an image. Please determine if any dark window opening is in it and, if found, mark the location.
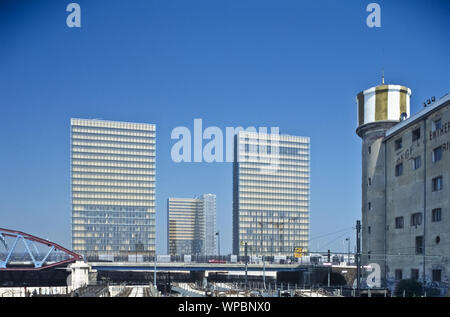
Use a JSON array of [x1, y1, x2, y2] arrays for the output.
[[411, 213, 423, 226], [413, 156, 421, 170], [411, 269, 419, 281], [433, 146, 443, 163], [432, 269, 441, 282], [432, 208, 442, 222], [395, 163, 403, 177], [415, 236, 424, 254], [395, 269, 403, 281], [432, 176, 443, 192], [395, 138, 403, 150], [412, 128, 421, 142], [395, 217, 404, 229]]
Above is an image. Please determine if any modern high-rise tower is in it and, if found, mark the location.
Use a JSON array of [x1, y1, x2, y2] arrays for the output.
[[71, 118, 156, 258], [202, 194, 217, 256], [233, 131, 310, 258], [167, 197, 205, 256], [167, 194, 217, 257]]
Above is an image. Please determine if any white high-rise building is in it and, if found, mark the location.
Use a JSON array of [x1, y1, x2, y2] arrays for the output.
[[233, 131, 310, 257], [71, 119, 156, 258], [203, 194, 217, 256]]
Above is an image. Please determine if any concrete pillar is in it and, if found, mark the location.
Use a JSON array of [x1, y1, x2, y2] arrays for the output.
[[68, 261, 91, 292]]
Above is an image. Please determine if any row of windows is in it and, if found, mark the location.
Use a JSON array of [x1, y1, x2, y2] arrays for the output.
[[239, 182, 309, 190], [73, 140, 155, 150], [73, 173, 154, 181], [73, 200, 155, 206], [73, 160, 154, 169], [72, 127, 155, 137], [71, 120, 155, 131], [73, 187, 154, 194], [72, 133, 155, 144], [73, 146, 155, 157], [394, 208, 443, 229], [394, 268, 442, 282], [242, 144, 309, 156], [239, 174, 309, 182], [394, 147, 444, 177], [240, 189, 309, 196], [239, 134, 309, 144], [72, 153, 155, 162], [73, 211, 152, 218], [238, 156, 309, 165], [239, 192, 309, 199], [239, 167, 309, 175], [72, 167, 155, 175], [239, 162, 309, 170], [393, 119, 444, 150], [73, 193, 154, 199]]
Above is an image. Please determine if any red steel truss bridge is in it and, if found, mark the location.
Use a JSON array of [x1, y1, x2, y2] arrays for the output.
[[0, 228, 82, 271]]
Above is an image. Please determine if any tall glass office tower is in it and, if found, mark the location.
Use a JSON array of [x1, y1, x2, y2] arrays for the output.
[[71, 119, 156, 258], [167, 194, 216, 256], [202, 194, 217, 256], [167, 197, 205, 256], [233, 131, 310, 258]]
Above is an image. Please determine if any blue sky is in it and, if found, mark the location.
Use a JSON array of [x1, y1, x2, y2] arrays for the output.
[[0, 0, 449, 255]]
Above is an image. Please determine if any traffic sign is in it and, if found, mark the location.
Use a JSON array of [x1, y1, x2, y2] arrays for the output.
[[294, 247, 303, 258]]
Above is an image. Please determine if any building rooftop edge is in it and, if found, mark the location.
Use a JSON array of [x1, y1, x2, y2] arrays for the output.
[[384, 92, 450, 140], [70, 118, 156, 127], [238, 130, 310, 140]]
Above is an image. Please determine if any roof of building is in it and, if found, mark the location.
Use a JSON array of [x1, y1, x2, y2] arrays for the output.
[[384, 92, 450, 140]]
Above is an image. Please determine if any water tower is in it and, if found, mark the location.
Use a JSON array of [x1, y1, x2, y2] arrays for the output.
[[355, 77, 412, 286]]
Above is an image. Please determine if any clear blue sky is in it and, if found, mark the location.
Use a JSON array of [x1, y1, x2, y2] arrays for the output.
[[0, 0, 449, 255]]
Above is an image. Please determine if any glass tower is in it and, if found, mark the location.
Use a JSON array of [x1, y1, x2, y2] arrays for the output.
[[71, 119, 156, 259], [202, 194, 217, 256], [167, 197, 205, 256], [233, 131, 310, 257]]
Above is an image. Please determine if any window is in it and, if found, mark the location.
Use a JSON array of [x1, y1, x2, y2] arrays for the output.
[[432, 176, 443, 192], [395, 269, 403, 281], [368, 202, 372, 211], [395, 138, 403, 150], [395, 217, 404, 229], [411, 269, 419, 281], [432, 269, 441, 282], [432, 146, 443, 163], [368, 177, 372, 186], [415, 236, 424, 254], [436, 236, 441, 244], [433, 119, 442, 132], [432, 208, 442, 222], [412, 128, 421, 142], [396, 163, 404, 176], [368, 146, 371, 154], [413, 156, 421, 170], [368, 226, 371, 234], [411, 213, 423, 226]]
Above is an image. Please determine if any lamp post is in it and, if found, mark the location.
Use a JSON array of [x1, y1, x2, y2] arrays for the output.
[[345, 238, 350, 265], [216, 231, 220, 258]]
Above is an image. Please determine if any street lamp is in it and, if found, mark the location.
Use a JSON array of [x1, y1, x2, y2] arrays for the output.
[[345, 238, 350, 265], [216, 232, 220, 258]]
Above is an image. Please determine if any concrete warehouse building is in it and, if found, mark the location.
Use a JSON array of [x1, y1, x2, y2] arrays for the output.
[[356, 79, 450, 291]]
